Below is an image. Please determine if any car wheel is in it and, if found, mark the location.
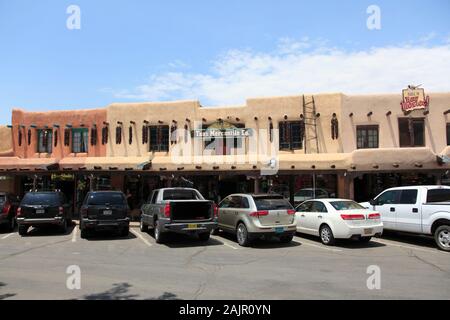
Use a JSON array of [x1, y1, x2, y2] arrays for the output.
[[18, 225, 28, 236], [279, 234, 294, 243], [435, 225, 450, 252], [140, 219, 148, 232], [154, 220, 165, 244], [198, 232, 210, 241], [319, 225, 335, 246], [236, 223, 251, 247], [359, 236, 372, 243], [80, 228, 89, 239], [7, 215, 15, 232], [210, 228, 219, 235], [61, 219, 68, 234]]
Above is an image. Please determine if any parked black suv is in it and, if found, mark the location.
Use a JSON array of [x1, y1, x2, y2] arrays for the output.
[[0, 192, 20, 232], [17, 192, 73, 236], [80, 191, 130, 238]]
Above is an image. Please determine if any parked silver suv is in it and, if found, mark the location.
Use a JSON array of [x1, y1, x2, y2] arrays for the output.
[[217, 194, 297, 246]]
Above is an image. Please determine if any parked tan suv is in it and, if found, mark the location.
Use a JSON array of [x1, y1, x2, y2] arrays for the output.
[[216, 194, 297, 246]]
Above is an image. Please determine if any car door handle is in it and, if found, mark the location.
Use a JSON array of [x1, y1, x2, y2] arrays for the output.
[[412, 208, 418, 213], [390, 207, 395, 212], [318, 215, 322, 219], [301, 214, 305, 217]]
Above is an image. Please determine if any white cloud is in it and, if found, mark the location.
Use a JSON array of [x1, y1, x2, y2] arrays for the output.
[[113, 39, 450, 106]]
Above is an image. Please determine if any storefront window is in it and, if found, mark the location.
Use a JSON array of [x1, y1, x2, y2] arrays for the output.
[[149, 125, 169, 152], [72, 128, 89, 153], [279, 122, 303, 150], [37, 129, 53, 153], [399, 118, 425, 147], [356, 125, 379, 149]]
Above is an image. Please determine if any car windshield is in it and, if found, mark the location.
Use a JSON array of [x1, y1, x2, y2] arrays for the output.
[[254, 197, 293, 210], [22, 193, 61, 206], [87, 193, 125, 205], [329, 200, 365, 210], [295, 190, 313, 197], [163, 189, 203, 200]]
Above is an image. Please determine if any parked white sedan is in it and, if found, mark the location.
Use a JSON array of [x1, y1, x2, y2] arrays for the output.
[[295, 199, 383, 245]]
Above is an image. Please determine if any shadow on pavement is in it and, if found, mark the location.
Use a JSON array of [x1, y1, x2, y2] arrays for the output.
[[81, 282, 181, 300], [215, 230, 301, 249], [83, 230, 137, 242], [0, 282, 16, 300], [295, 232, 387, 249], [380, 230, 437, 249], [22, 223, 76, 237], [158, 233, 224, 248]]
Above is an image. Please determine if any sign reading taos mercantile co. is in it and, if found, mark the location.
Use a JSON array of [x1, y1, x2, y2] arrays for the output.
[[194, 128, 253, 138], [401, 86, 430, 112]]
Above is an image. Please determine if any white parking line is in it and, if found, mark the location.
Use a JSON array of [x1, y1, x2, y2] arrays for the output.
[[130, 229, 153, 247], [1, 233, 15, 240], [293, 237, 343, 252], [71, 226, 78, 243], [372, 239, 444, 255], [211, 235, 240, 250]]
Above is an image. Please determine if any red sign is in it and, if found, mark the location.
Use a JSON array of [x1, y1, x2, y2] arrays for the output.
[[401, 86, 430, 112]]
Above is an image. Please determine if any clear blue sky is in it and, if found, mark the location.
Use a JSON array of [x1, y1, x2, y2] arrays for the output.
[[0, 0, 449, 124]]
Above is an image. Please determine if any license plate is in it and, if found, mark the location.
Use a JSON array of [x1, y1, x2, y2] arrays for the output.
[[103, 210, 113, 215], [274, 227, 284, 234], [364, 228, 373, 235], [187, 224, 198, 229], [36, 209, 45, 214]]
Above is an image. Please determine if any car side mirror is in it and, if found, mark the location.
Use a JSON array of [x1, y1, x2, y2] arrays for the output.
[[369, 199, 377, 206]]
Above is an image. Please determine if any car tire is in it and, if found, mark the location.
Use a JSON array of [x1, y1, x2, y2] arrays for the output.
[[80, 228, 90, 239], [279, 234, 294, 243], [7, 215, 15, 232], [154, 220, 165, 244], [434, 225, 450, 252], [236, 223, 251, 247], [18, 225, 28, 236], [319, 225, 335, 246], [120, 226, 129, 237], [61, 219, 68, 234], [198, 232, 210, 241], [359, 236, 372, 243], [140, 219, 148, 233]]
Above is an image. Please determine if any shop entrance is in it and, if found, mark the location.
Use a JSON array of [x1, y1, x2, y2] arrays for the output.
[[353, 172, 437, 202]]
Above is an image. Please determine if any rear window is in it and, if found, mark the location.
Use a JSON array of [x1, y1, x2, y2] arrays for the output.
[[87, 193, 126, 205], [330, 201, 365, 210], [254, 197, 293, 210], [22, 193, 61, 206], [163, 189, 203, 200], [0, 195, 6, 203], [427, 189, 450, 203]]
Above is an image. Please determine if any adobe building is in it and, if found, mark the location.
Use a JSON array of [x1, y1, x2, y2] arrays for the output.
[[0, 87, 449, 216]]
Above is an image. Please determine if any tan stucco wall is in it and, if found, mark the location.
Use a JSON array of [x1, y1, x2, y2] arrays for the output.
[[341, 92, 450, 153], [0, 126, 13, 156]]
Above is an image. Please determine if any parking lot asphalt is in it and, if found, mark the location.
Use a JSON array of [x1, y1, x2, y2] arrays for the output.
[[0, 223, 449, 300]]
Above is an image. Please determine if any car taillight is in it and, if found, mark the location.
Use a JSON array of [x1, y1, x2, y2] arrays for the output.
[[213, 204, 218, 218], [81, 207, 88, 218], [340, 214, 365, 220], [287, 209, 296, 215], [249, 210, 269, 217], [2, 202, 11, 215], [16, 207, 21, 216], [368, 213, 381, 219], [59, 207, 64, 215], [164, 203, 171, 218]]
